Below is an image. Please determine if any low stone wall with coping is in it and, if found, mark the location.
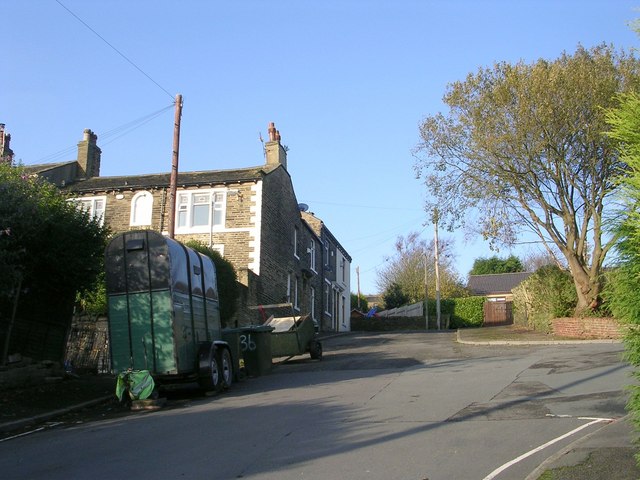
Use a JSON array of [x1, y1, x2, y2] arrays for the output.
[[552, 317, 624, 339]]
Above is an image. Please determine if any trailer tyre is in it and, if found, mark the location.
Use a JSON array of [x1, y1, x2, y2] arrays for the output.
[[198, 343, 222, 392], [217, 347, 233, 389], [310, 340, 323, 360]]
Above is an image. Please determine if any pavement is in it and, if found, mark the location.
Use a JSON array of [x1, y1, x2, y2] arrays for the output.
[[1, 326, 638, 479], [524, 413, 639, 480]]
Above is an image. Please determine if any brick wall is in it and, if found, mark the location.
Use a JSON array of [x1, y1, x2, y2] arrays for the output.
[[552, 317, 625, 339]]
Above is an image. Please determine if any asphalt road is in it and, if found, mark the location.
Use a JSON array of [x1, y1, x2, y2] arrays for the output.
[[0, 332, 631, 480]]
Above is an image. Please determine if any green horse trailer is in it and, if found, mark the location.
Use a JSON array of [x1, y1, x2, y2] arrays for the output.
[[105, 230, 233, 392]]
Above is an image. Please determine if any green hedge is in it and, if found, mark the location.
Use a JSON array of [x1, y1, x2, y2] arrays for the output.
[[512, 266, 577, 332], [450, 296, 485, 328]]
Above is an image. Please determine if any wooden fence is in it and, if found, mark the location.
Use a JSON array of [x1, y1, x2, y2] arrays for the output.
[[64, 315, 110, 373]]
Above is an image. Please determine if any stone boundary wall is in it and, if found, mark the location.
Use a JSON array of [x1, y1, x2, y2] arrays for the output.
[[552, 317, 624, 339], [0, 359, 63, 389]]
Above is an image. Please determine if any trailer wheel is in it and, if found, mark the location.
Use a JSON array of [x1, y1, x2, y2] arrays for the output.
[[309, 340, 323, 360], [198, 343, 222, 392], [217, 347, 233, 389]]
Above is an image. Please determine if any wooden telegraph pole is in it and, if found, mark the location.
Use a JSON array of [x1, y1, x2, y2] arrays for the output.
[[356, 266, 361, 310], [167, 94, 183, 239], [424, 253, 429, 330]]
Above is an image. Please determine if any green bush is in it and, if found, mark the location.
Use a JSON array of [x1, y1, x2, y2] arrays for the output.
[[0, 164, 109, 362], [185, 241, 239, 327], [512, 265, 577, 332], [606, 88, 640, 466], [450, 296, 485, 328], [76, 271, 108, 316], [603, 231, 640, 446]]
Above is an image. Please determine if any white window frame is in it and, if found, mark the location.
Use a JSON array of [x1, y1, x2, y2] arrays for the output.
[[175, 189, 226, 233], [286, 274, 292, 304], [310, 286, 316, 320], [130, 190, 153, 226], [324, 241, 330, 267], [309, 239, 316, 272], [69, 195, 106, 226], [294, 276, 300, 311], [324, 281, 332, 315]]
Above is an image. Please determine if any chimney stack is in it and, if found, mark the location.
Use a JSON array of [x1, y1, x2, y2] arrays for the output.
[[264, 121, 287, 170], [0, 124, 14, 166], [76, 129, 101, 178]]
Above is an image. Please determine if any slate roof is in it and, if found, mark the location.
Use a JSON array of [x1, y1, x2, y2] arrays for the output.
[[467, 272, 533, 296], [60, 165, 276, 193], [23, 161, 77, 174]]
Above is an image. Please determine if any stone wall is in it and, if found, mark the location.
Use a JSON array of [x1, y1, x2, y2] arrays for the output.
[[70, 166, 327, 329], [0, 356, 64, 389], [552, 317, 624, 339], [257, 167, 323, 322]]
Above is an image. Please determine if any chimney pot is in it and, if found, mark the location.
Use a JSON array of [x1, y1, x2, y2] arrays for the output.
[[264, 122, 287, 170], [268, 122, 277, 142]]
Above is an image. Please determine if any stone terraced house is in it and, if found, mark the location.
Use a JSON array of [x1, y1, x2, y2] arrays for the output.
[[24, 124, 351, 331]]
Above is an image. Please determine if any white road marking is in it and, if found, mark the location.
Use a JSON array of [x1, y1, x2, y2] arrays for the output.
[[0, 427, 46, 442], [482, 417, 614, 480], [0, 422, 64, 443]]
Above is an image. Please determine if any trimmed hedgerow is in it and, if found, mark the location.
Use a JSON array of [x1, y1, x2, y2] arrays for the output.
[[450, 296, 485, 328]]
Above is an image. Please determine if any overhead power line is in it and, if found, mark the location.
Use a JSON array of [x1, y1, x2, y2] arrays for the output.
[[100, 103, 175, 147], [305, 199, 423, 211], [35, 104, 174, 163], [55, 0, 175, 100]]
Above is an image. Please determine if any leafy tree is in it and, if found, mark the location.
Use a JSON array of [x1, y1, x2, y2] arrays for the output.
[[604, 89, 640, 446], [414, 44, 640, 313], [376, 232, 466, 304], [185, 241, 239, 327], [350, 292, 368, 313], [0, 164, 108, 363], [382, 283, 410, 310], [469, 255, 524, 275], [521, 250, 564, 273]]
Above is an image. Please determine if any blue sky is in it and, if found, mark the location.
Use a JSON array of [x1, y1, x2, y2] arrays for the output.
[[3, 1, 639, 294]]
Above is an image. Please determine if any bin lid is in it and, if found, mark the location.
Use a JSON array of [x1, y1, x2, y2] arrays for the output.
[[266, 316, 297, 332], [240, 325, 275, 333]]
